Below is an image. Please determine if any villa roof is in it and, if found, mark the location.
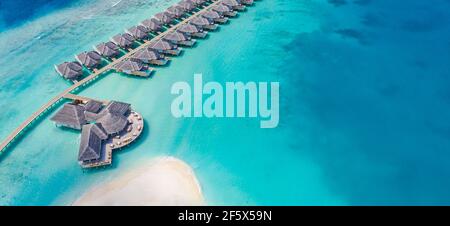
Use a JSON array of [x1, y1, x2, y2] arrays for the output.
[[84, 100, 103, 113], [78, 123, 108, 162], [50, 103, 87, 130], [148, 39, 176, 51], [55, 62, 83, 80], [97, 113, 128, 135], [133, 48, 162, 61], [154, 12, 174, 24], [190, 16, 212, 26], [212, 4, 232, 13], [201, 10, 221, 19], [126, 25, 149, 40], [178, 0, 196, 11], [75, 51, 102, 68], [221, 0, 240, 7], [164, 31, 189, 42], [111, 33, 135, 48], [190, 0, 206, 5], [178, 24, 200, 33], [166, 6, 186, 18], [140, 18, 162, 31], [95, 41, 119, 58], [113, 58, 145, 72]]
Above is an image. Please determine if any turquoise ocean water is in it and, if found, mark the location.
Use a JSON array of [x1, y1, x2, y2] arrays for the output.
[[1, 0, 450, 205]]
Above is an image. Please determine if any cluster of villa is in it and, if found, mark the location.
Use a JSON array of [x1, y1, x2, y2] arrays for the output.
[[51, 100, 144, 168], [54, 0, 254, 82]]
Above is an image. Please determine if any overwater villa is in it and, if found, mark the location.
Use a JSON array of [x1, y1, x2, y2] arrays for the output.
[[178, 0, 197, 12], [201, 10, 228, 24], [140, 18, 162, 33], [241, 0, 254, 5], [75, 51, 102, 69], [189, 16, 218, 30], [178, 24, 208, 38], [126, 25, 150, 40], [166, 5, 187, 19], [190, 0, 208, 6], [111, 33, 135, 49], [113, 58, 153, 77], [54, 61, 83, 82], [221, 0, 246, 11], [133, 48, 168, 66], [94, 41, 120, 59], [154, 12, 174, 25], [51, 100, 143, 168], [212, 4, 237, 17], [163, 31, 196, 47], [148, 39, 182, 56]]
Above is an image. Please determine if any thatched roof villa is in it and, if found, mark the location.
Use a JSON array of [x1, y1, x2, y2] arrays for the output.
[[166, 5, 186, 18], [212, 4, 237, 17], [111, 33, 136, 49], [221, 0, 246, 11], [140, 18, 162, 32], [126, 25, 150, 40], [133, 48, 168, 66], [154, 12, 174, 25], [201, 10, 228, 24], [148, 39, 182, 56], [178, 24, 207, 38], [75, 51, 102, 69], [113, 58, 152, 77], [178, 0, 197, 12], [163, 31, 196, 47], [51, 103, 87, 130]]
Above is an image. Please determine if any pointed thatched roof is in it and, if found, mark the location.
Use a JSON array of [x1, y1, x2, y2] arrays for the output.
[[221, 0, 240, 7], [111, 33, 135, 48], [103, 101, 131, 116], [201, 10, 221, 19], [133, 48, 162, 61], [178, 24, 200, 34], [154, 12, 174, 24], [97, 113, 128, 135], [95, 41, 119, 58], [51, 103, 87, 130], [148, 39, 176, 51], [78, 123, 108, 162], [55, 62, 83, 80], [140, 18, 162, 31], [76, 51, 102, 68], [166, 5, 186, 18], [126, 25, 149, 40], [190, 0, 206, 5], [190, 16, 212, 26], [178, 0, 196, 11], [113, 58, 145, 72], [164, 31, 189, 42], [212, 4, 232, 13]]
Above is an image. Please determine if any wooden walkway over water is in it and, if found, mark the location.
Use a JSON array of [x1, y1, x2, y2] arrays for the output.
[[0, 0, 223, 153]]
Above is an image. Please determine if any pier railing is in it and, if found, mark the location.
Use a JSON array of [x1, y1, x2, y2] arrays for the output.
[[0, 0, 224, 154]]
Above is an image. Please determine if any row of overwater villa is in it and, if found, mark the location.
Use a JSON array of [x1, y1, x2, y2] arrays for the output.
[[0, 0, 256, 169], [55, 0, 254, 83]]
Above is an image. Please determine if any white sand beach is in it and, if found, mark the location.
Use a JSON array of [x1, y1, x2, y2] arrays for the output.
[[73, 157, 204, 206]]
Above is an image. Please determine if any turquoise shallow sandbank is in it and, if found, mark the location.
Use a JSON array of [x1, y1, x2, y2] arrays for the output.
[[1, 0, 450, 205]]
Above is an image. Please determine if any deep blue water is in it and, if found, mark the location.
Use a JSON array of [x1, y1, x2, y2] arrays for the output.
[[0, 0, 77, 30]]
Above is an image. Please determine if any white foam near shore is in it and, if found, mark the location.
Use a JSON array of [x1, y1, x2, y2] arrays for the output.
[[73, 157, 204, 206]]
